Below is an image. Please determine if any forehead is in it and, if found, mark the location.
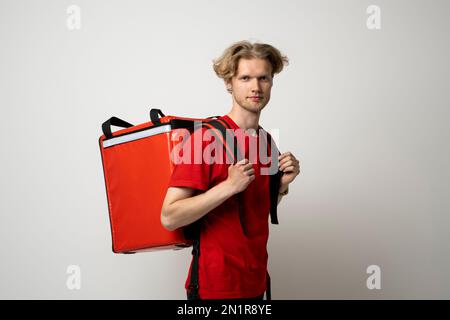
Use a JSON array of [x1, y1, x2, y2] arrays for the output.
[[235, 58, 272, 76]]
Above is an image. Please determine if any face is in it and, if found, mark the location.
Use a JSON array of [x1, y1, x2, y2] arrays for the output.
[[226, 58, 273, 114]]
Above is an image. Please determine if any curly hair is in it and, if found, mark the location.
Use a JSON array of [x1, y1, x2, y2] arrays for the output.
[[212, 40, 289, 84]]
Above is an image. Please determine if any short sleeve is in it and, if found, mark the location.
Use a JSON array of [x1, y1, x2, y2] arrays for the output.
[[168, 127, 211, 191]]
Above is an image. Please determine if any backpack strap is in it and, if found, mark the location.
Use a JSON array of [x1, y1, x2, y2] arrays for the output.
[[259, 127, 282, 225], [187, 118, 245, 300], [201, 120, 242, 165], [266, 270, 272, 300], [268, 132, 282, 225], [260, 128, 281, 300], [186, 219, 201, 300], [212, 119, 248, 236], [202, 119, 248, 236], [187, 118, 282, 300]]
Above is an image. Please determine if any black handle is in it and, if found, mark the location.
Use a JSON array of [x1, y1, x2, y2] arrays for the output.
[[102, 116, 134, 139], [150, 108, 166, 124]]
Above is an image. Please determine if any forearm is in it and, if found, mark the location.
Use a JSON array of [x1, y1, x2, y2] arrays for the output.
[[277, 193, 283, 205], [277, 183, 289, 205], [164, 181, 235, 231]]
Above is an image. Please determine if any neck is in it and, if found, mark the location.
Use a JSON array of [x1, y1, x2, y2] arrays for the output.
[[226, 106, 260, 131]]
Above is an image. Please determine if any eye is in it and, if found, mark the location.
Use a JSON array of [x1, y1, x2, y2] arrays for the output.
[[241, 76, 249, 80]]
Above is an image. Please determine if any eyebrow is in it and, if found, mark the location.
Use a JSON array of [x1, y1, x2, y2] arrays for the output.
[[238, 74, 270, 78]]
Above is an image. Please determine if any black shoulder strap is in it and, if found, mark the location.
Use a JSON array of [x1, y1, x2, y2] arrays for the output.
[[262, 128, 282, 225], [186, 219, 201, 300], [261, 129, 281, 301], [266, 270, 272, 300], [203, 118, 243, 163], [187, 117, 246, 300], [203, 119, 247, 236], [187, 118, 281, 300]]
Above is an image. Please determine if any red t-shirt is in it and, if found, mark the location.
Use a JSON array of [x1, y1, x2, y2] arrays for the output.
[[168, 115, 275, 299]]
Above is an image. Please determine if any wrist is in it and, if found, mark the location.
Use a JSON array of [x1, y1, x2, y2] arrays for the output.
[[279, 185, 289, 196], [219, 179, 238, 197]]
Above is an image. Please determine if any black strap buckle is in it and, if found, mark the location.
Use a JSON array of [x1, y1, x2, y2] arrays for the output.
[[187, 284, 200, 300], [187, 284, 199, 291]]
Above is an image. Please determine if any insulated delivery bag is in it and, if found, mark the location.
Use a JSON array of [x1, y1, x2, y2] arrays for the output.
[[99, 108, 282, 254], [98, 109, 208, 253]]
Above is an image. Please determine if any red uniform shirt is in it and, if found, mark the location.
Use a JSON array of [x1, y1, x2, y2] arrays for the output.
[[168, 115, 274, 299]]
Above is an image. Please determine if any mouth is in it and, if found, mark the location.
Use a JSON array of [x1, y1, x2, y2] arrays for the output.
[[249, 96, 262, 101]]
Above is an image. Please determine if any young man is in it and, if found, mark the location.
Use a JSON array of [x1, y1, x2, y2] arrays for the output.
[[161, 40, 300, 300]]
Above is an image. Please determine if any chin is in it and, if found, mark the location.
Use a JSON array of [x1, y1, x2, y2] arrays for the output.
[[248, 102, 267, 113], [235, 98, 269, 113], [239, 105, 263, 114]]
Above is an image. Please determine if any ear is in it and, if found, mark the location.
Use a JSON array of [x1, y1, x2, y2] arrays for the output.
[[225, 79, 232, 93]]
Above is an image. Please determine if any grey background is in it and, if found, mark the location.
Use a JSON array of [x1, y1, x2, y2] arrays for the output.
[[0, 0, 449, 299]]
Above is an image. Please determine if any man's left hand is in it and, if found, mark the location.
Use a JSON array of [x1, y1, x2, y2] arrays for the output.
[[278, 152, 300, 192]]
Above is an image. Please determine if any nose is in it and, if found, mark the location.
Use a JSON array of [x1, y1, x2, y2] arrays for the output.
[[251, 78, 262, 93]]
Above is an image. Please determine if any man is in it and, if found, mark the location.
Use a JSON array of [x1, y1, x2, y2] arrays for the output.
[[161, 40, 300, 300]]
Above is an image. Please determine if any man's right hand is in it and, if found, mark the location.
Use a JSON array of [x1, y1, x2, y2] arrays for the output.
[[225, 159, 255, 194], [161, 159, 255, 231]]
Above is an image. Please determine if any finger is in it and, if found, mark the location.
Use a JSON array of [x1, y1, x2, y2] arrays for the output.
[[279, 156, 296, 166], [245, 168, 255, 176], [244, 165, 255, 172], [236, 158, 249, 166], [278, 152, 293, 160], [280, 160, 295, 171], [279, 151, 292, 157], [242, 163, 254, 170], [279, 157, 295, 167], [282, 165, 297, 173], [281, 159, 299, 169]]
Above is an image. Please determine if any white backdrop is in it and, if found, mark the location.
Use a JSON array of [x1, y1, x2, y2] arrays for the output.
[[0, 0, 449, 299]]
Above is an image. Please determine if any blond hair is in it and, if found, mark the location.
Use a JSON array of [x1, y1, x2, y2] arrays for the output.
[[212, 40, 289, 83]]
